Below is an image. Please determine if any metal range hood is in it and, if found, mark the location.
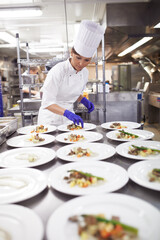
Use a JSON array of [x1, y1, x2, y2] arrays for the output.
[[104, 0, 160, 64]]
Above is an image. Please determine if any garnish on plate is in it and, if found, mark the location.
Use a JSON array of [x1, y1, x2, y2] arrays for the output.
[[64, 169, 105, 188], [116, 130, 139, 140], [67, 123, 83, 130], [69, 214, 139, 240], [148, 168, 160, 182], [68, 147, 94, 157], [31, 125, 48, 133], [110, 122, 127, 129], [128, 145, 160, 157], [64, 134, 85, 142], [15, 153, 39, 162], [27, 134, 45, 143]]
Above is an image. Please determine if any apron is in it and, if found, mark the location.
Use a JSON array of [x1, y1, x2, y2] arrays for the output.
[[38, 102, 73, 126]]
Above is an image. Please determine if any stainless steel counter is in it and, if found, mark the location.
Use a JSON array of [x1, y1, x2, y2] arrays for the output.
[[0, 126, 160, 240]]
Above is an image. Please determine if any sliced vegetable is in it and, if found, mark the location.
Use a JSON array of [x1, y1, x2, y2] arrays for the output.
[[68, 170, 104, 180], [82, 215, 138, 235], [131, 145, 160, 153], [119, 130, 139, 138]]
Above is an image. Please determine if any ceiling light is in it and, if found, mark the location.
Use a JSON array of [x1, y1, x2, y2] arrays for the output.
[[154, 22, 160, 28], [0, 7, 42, 18], [118, 37, 153, 57], [0, 32, 16, 44]]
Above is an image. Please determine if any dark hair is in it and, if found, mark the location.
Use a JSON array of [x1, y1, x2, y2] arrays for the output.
[[71, 47, 80, 56]]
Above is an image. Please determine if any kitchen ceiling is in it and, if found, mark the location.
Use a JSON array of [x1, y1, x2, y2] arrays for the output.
[[0, 0, 159, 65]]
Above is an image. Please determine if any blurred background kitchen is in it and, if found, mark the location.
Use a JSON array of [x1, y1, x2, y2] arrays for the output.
[[0, 0, 160, 139]]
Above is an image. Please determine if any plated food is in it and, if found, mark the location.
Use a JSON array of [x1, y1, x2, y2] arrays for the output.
[[64, 169, 105, 188], [0, 204, 44, 240], [128, 159, 160, 191], [17, 124, 57, 134], [0, 147, 56, 168], [0, 168, 47, 204], [48, 161, 128, 195], [69, 214, 139, 240], [106, 129, 154, 142], [110, 122, 127, 129], [56, 143, 116, 162], [128, 145, 160, 157], [148, 168, 160, 182], [67, 123, 83, 130], [6, 134, 55, 147], [27, 133, 45, 143], [101, 121, 141, 130], [46, 193, 160, 240], [57, 122, 96, 132], [116, 140, 160, 160], [64, 133, 85, 142], [56, 131, 103, 144]]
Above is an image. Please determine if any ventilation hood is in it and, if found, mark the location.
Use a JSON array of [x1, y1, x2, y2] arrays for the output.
[[104, 0, 160, 66]]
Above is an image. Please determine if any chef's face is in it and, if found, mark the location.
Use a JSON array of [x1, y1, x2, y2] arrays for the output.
[[70, 51, 91, 72]]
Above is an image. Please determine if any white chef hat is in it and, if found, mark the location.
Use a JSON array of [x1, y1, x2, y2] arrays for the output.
[[73, 20, 105, 58]]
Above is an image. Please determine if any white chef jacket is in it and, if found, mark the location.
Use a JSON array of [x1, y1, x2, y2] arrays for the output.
[[38, 59, 88, 126]]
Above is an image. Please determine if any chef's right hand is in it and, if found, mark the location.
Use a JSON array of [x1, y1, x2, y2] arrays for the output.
[[63, 110, 84, 128]]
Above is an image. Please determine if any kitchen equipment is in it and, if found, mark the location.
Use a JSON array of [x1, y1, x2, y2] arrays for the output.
[[0, 117, 18, 136], [0, 125, 8, 145]]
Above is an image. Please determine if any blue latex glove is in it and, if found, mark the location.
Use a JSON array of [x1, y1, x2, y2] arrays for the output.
[[63, 110, 84, 128], [80, 97, 94, 113]]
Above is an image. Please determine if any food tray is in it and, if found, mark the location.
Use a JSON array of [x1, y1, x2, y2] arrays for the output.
[[0, 117, 18, 136], [0, 125, 8, 145]]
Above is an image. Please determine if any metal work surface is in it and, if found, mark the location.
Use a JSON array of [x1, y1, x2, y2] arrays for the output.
[[0, 125, 160, 240]]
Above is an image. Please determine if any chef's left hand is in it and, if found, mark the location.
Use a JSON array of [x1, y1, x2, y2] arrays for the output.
[[80, 97, 94, 113]]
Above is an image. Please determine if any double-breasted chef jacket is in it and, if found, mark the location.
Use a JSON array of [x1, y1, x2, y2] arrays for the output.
[[38, 59, 88, 126]]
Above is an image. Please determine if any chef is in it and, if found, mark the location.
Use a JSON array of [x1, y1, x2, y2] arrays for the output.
[[38, 20, 104, 126]]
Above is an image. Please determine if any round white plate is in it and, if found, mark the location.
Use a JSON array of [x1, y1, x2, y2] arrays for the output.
[[128, 159, 160, 191], [6, 134, 55, 148], [101, 121, 141, 130], [56, 143, 116, 162], [0, 168, 47, 204], [116, 140, 160, 160], [56, 130, 103, 144], [0, 147, 56, 168], [46, 193, 160, 240], [48, 161, 128, 195], [106, 129, 154, 142], [17, 124, 57, 135], [0, 204, 44, 240], [57, 123, 96, 132]]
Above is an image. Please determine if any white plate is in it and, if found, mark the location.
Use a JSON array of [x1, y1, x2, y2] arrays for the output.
[[57, 123, 96, 132], [6, 134, 55, 148], [128, 159, 160, 191], [0, 168, 47, 204], [48, 161, 128, 195], [56, 130, 103, 144], [101, 121, 141, 130], [0, 147, 56, 168], [0, 204, 44, 240], [46, 193, 160, 240], [116, 140, 160, 160], [56, 143, 116, 162], [106, 129, 154, 142], [17, 124, 57, 134]]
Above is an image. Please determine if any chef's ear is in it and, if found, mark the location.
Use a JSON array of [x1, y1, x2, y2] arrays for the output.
[[70, 49, 73, 58]]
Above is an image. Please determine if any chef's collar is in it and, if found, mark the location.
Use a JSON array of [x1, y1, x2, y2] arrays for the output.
[[68, 58, 82, 75]]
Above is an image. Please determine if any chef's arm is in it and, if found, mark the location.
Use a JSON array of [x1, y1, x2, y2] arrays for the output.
[[77, 94, 83, 102], [46, 103, 84, 127], [46, 104, 65, 115]]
